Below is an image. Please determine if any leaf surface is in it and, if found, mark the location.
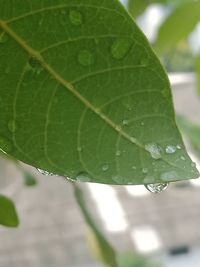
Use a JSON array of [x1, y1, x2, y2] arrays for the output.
[[0, 195, 19, 227], [0, 0, 199, 185]]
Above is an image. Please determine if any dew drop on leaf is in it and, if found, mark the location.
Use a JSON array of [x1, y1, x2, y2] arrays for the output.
[[165, 145, 176, 154], [145, 183, 169, 193], [78, 50, 94, 66], [0, 136, 12, 153], [37, 168, 54, 176], [76, 172, 91, 182], [69, 10, 83, 26], [8, 120, 18, 133], [111, 38, 132, 60], [142, 168, 148, 174], [176, 144, 181, 150], [102, 164, 109, 172], [161, 170, 178, 181], [122, 119, 129, 125], [181, 156, 186, 161], [116, 150, 121, 156], [144, 143, 162, 159]]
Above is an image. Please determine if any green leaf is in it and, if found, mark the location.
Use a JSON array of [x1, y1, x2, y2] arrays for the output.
[[0, 195, 19, 227], [23, 171, 37, 186], [73, 184, 118, 267], [0, 0, 198, 185], [177, 116, 200, 157], [196, 56, 200, 96], [154, 1, 200, 54]]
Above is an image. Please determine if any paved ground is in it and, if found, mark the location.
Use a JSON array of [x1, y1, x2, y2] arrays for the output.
[[0, 74, 200, 267]]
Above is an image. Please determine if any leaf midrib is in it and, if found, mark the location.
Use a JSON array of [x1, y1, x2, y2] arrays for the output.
[[0, 19, 184, 172]]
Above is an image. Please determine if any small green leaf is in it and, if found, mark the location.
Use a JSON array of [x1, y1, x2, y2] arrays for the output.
[[23, 171, 37, 186], [196, 56, 200, 96], [154, 1, 200, 53], [0, 0, 199, 185], [0, 195, 19, 227], [73, 184, 118, 267], [177, 116, 200, 157]]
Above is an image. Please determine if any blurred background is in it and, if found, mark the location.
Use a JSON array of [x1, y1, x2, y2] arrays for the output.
[[0, 0, 200, 267]]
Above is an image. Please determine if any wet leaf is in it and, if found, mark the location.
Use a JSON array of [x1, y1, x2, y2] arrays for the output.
[[0, 0, 198, 185]]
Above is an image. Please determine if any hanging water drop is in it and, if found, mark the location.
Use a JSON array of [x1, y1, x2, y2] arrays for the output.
[[111, 38, 132, 60], [145, 183, 169, 193], [176, 144, 181, 150], [145, 143, 161, 159], [37, 168, 54, 176], [69, 10, 83, 26], [165, 145, 176, 154], [78, 50, 94, 66], [76, 172, 91, 182], [181, 156, 186, 161]]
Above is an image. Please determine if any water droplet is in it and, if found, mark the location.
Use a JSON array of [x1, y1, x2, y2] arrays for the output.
[[181, 156, 186, 161], [161, 171, 178, 181], [111, 38, 132, 60], [132, 166, 137, 170], [69, 10, 83, 26], [122, 119, 129, 125], [76, 172, 91, 182], [145, 143, 162, 159], [77, 147, 82, 152], [102, 164, 109, 172], [37, 168, 54, 176], [165, 145, 176, 154], [0, 136, 12, 153], [141, 121, 145, 126], [176, 144, 181, 150], [78, 50, 94, 66], [142, 168, 148, 174], [65, 176, 74, 182], [8, 120, 18, 133], [145, 183, 168, 193], [115, 125, 122, 131], [0, 33, 8, 44], [116, 150, 121, 156]]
